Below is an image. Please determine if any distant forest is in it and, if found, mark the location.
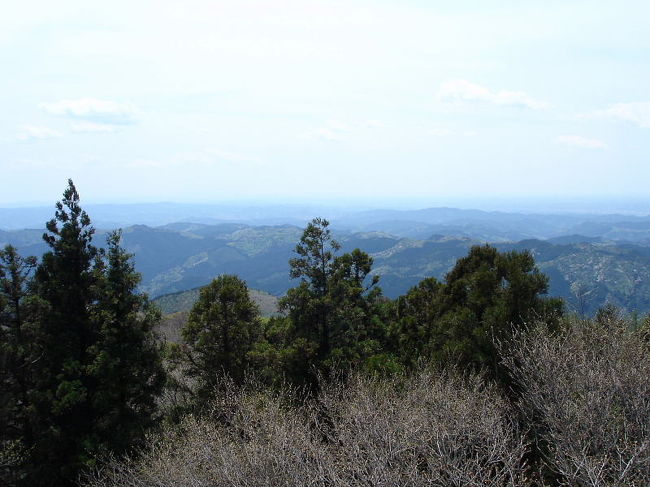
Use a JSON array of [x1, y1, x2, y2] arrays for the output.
[[2, 181, 649, 486], [6, 205, 650, 316]]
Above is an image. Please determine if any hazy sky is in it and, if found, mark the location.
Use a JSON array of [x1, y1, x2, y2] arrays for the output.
[[2, 0, 650, 206]]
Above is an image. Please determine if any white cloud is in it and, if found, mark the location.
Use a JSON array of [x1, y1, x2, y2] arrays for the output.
[[300, 119, 384, 141], [429, 128, 477, 137], [597, 102, 650, 128], [202, 149, 260, 164], [40, 98, 138, 125], [300, 120, 353, 141], [71, 121, 117, 133], [301, 127, 346, 141], [557, 135, 607, 149], [438, 80, 549, 109], [430, 128, 454, 137], [124, 159, 162, 169], [124, 149, 261, 170], [16, 125, 62, 141]]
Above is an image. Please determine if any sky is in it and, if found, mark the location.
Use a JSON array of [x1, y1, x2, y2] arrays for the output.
[[2, 0, 650, 207]]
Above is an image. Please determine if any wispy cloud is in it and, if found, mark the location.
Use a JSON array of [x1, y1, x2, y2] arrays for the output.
[[301, 120, 352, 142], [124, 159, 162, 169], [557, 135, 607, 149], [124, 149, 261, 170], [300, 119, 384, 142], [438, 80, 549, 109], [203, 149, 259, 164], [40, 98, 139, 125], [71, 121, 117, 133], [429, 128, 477, 137], [301, 127, 346, 142], [16, 125, 62, 141], [594, 102, 650, 128]]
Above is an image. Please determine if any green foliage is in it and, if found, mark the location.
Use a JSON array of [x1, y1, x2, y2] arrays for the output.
[[392, 245, 564, 381], [276, 218, 392, 384], [389, 277, 442, 368], [87, 231, 166, 455], [178, 274, 262, 399], [0, 245, 38, 486], [1, 192, 575, 484], [26, 181, 101, 484], [5, 180, 166, 486]]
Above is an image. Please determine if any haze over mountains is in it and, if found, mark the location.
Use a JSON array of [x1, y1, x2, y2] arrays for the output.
[[3, 203, 650, 316], [3, 201, 650, 235]]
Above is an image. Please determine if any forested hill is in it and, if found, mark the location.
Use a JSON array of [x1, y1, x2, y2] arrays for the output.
[[3, 222, 650, 315]]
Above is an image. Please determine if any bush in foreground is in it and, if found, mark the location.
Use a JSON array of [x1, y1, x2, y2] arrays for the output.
[[503, 315, 650, 486], [87, 370, 530, 487]]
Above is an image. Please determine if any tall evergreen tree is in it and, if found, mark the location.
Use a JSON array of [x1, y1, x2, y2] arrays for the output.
[[88, 231, 165, 454], [278, 218, 389, 381], [327, 248, 385, 369], [26, 180, 165, 486], [0, 246, 38, 485], [30, 180, 100, 484], [281, 217, 340, 359]]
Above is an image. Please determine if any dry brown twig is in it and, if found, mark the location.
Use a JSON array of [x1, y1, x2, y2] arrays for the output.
[[87, 369, 531, 487], [502, 317, 650, 487]]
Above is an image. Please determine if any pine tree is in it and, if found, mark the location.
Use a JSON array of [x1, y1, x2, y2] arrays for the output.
[[27, 180, 165, 486], [390, 277, 442, 368], [281, 217, 340, 359], [179, 274, 262, 400], [278, 218, 388, 381], [30, 180, 100, 485]]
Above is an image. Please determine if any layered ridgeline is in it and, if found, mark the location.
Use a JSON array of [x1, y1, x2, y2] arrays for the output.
[[3, 221, 650, 315]]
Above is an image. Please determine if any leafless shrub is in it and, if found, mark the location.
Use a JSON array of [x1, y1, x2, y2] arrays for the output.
[[319, 370, 530, 487], [87, 381, 335, 487], [87, 370, 531, 487], [503, 317, 650, 487]]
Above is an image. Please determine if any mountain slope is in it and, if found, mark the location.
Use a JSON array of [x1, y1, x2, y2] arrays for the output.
[[5, 221, 650, 315]]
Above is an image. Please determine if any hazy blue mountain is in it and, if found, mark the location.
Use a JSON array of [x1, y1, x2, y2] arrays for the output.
[[5, 206, 650, 316], [4, 202, 650, 243], [0, 203, 353, 230]]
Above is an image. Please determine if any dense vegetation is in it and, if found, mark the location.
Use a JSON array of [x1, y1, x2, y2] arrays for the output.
[[0, 181, 165, 486], [2, 181, 649, 486]]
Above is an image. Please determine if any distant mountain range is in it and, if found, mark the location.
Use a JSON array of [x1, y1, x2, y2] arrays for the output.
[[4, 212, 650, 315], [4, 203, 650, 242]]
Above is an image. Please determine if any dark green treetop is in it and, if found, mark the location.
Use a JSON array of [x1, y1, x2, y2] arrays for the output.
[[277, 218, 392, 382], [391, 245, 564, 382], [23, 180, 165, 486], [179, 274, 262, 400]]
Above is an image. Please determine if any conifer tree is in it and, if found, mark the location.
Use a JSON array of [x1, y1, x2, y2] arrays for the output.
[[88, 231, 165, 454], [26, 180, 165, 486], [30, 180, 100, 484], [0, 246, 38, 485], [392, 245, 564, 382], [179, 274, 261, 400], [278, 218, 389, 381], [280, 217, 340, 359]]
